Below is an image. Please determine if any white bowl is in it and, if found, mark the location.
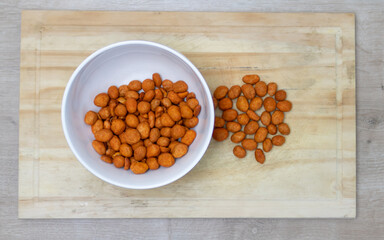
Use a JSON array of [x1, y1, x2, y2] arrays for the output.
[[61, 40, 214, 189]]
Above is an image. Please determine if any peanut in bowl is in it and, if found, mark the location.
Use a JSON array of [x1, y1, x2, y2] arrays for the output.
[[61, 41, 214, 189]]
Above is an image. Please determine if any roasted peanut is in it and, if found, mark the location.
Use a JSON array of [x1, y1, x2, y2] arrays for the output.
[[242, 74, 260, 84], [138, 101, 150, 114], [130, 161, 149, 174], [242, 139, 257, 150], [231, 131, 246, 143], [168, 91, 182, 104], [227, 122, 241, 133], [171, 124, 186, 139], [118, 85, 129, 97], [94, 93, 110, 107], [271, 110, 284, 125], [120, 129, 141, 145], [101, 155, 113, 164], [228, 85, 241, 99], [277, 100, 292, 112], [233, 146, 246, 158], [244, 121, 259, 135], [254, 127, 268, 143], [114, 104, 127, 117], [180, 105, 193, 119], [149, 128, 161, 143], [120, 143, 133, 157], [194, 105, 201, 117], [212, 128, 229, 141], [255, 81, 267, 97], [98, 107, 110, 120], [143, 90, 155, 102], [186, 92, 196, 100], [157, 137, 170, 147], [113, 155, 125, 168], [267, 82, 277, 96], [162, 79, 173, 91], [272, 135, 285, 146], [109, 135, 121, 151], [275, 90, 286, 101], [152, 73, 162, 87], [263, 138, 273, 152], [187, 98, 199, 110], [215, 117, 225, 127], [137, 122, 150, 139], [147, 157, 159, 170], [95, 129, 113, 142], [161, 113, 175, 127], [125, 114, 139, 128], [278, 123, 290, 135], [218, 98, 233, 110], [124, 157, 131, 170], [263, 97, 276, 112], [241, 84, 256, 99], [173, 80, 188, 93], [92, 140, 106, 155], [142, 79, 155, 92], [108, 86, 119, 99], [160, 127, 172, 138], [249, 97, 263, 111], [158, 153, 175, 167], [222, 109, 238, 122], [154, 89, 163, 100], [134, 145, 146, 161], [213, 86, 228, 100], [128, 80, 142, 91], [111, 119, 125, 135], [147, 144, 160, 158], [183, 117, 199, 128], [237, 114, 250, 125], [91, 119, 103, 134], [171, 143, 188, 158], [255, 149, 265, 164], [246, 110, 260, 121], [180, 130, 196, 146], [151, 99, 161, 112], [236, 96, 249, 112], [84, 111, 98, 125], [267, 124, 277, 135], [125, 90, 139, 99], [260, 111, 271, 126]]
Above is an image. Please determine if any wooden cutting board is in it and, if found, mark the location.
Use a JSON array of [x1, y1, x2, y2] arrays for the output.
[[19, 11, 356, 218]]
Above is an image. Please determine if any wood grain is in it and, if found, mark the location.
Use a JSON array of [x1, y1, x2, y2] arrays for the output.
[[18, 11, 355, 218], [1, 0, 383, 239]]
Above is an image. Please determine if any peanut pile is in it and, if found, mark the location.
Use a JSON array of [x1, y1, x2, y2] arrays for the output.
[[84, 73, 200, 174], [212, 74, 292, 164]]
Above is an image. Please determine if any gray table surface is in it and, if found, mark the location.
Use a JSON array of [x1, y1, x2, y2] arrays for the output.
[[1, 0, 383, 239]]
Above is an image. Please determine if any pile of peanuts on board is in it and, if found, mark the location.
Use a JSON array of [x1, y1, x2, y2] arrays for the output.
[[84, 73, 200, 174], [212, 74, 292, 164]]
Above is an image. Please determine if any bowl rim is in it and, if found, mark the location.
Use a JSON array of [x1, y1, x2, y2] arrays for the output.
[[61, 40, 214, 189]]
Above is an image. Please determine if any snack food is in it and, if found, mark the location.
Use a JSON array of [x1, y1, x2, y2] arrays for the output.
[[212, 74, 292, 164], [85, 74, 200, 174]]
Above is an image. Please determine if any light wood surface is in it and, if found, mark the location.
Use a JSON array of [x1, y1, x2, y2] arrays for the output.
[[19, 11, 355, 218], [1, 0, 384, 239]]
